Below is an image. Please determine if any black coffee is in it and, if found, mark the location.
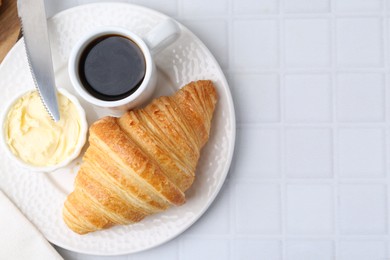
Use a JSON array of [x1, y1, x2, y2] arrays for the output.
[[78, 35, 146, 101]]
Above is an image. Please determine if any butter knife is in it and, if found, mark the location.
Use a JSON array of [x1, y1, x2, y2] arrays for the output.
[[17, 0, 60, 121]]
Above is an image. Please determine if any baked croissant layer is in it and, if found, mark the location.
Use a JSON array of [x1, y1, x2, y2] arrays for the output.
[[63, 80, 218, 234]]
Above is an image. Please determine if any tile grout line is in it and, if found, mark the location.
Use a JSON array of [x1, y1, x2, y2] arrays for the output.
[[231, 177, 390, 183], [228, 180, 236, 259], [329, 0, 340, 258], [226, 0, 234, 79], [224, 0, 237, 259], [382, 0, 390, 257], [180, 12, 390, 20], [278, 0, 287, 258], [226, 0, 235, 259], [225, 67, 390, 74], [237, 122, 390, 128]]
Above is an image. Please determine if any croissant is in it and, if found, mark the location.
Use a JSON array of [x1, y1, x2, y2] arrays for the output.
[[63, 80, 217, 234]]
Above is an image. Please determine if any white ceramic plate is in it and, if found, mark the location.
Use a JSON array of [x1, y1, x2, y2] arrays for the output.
[[0, 3, 235, 255]]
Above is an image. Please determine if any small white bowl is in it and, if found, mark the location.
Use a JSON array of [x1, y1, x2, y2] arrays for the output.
[[1, 88, 88, 172]]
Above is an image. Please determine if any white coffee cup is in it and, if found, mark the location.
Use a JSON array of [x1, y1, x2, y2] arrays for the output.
[[68, 19, 180, 114]]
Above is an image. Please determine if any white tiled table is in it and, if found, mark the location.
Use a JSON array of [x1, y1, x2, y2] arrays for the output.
[[46, 0, 390, 259]]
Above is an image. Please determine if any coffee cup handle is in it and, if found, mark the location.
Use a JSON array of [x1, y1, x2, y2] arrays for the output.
[[143, 19, 181, 55]]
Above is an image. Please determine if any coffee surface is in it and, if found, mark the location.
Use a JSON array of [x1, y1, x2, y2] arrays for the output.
[[79, 35, 146, 101]]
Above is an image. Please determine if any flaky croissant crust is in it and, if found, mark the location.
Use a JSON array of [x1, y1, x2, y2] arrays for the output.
[[63, 80, 218, 234]]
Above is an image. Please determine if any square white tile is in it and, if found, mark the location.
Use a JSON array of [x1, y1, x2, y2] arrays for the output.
[[234, 240, 281, 260], [234, 183, 281, 234], [336, 0, 383, 12], [184, 183, 230, 235], [338, 128, 385, 178], [285, 240, 334, 260], [180, 238, 229, 260], [230, 73, 280, 123], [131, 0, 178, 16], [286, 184, 334, 234], [284, 18, 331, 67], [285, 73, 332, 122], [77, 253, 128, 260], [338, 240, 387, 260], [233, 0, 279, 14], [130, 239, 179, 260], [339, 184, 387, 234], [233, 127, 280, 179], [181, 0, 227, 16], [336, 18, 383, 67], [180, 19, 228, 68], [284, 0, 330, 13], [285, 128, 333, 178], [336, 73, 385, 122], [233, 19, 279, 69]]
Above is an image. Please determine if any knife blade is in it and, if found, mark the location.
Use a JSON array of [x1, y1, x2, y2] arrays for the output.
[[17, 0, 60, 121]]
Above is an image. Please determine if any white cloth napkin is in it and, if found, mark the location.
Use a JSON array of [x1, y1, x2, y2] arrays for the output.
[[0, 190, 63, 260]]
